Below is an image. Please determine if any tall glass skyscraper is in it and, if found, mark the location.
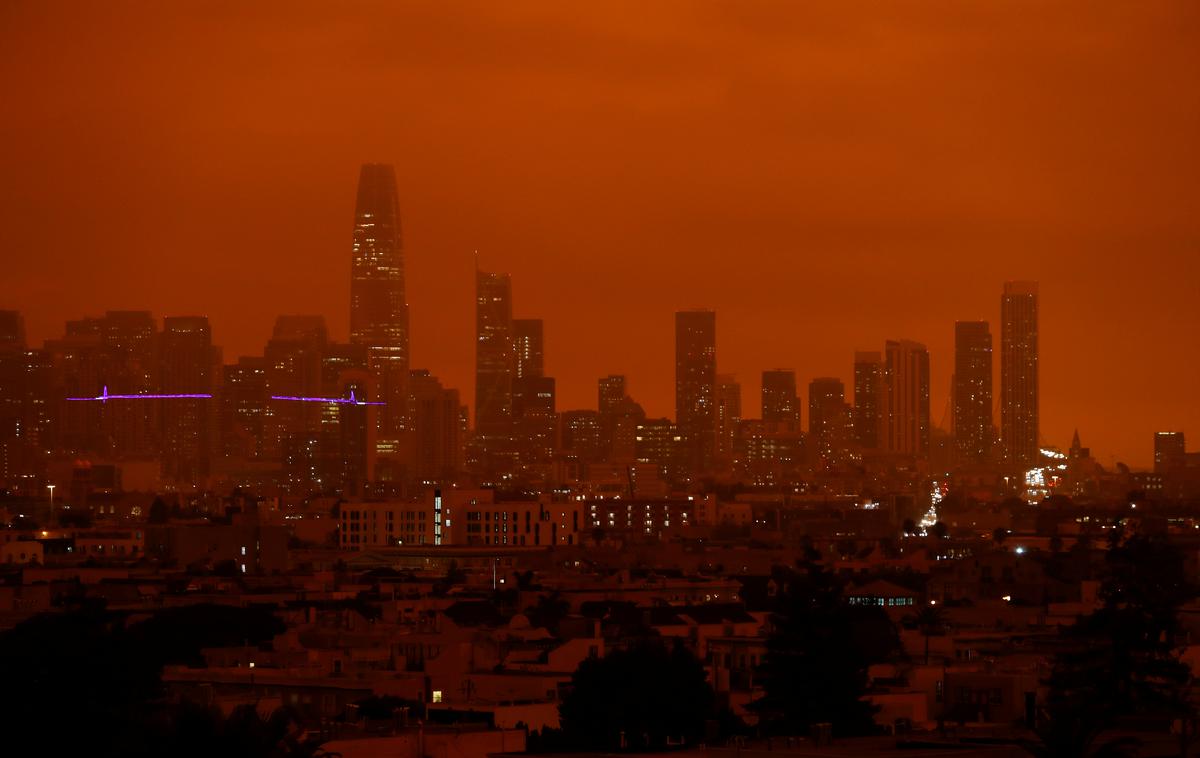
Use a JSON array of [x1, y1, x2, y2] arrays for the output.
[[475, 268, 514, 440], [349, 164, 410, 456], [1001, 281, 1039, 466]]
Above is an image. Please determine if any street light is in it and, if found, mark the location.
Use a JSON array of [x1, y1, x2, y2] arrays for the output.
[[46, 484, 55, 515]]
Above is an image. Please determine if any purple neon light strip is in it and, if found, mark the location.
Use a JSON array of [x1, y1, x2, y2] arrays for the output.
[[67, 393, 213, 401], [270, 395, 385, 406]]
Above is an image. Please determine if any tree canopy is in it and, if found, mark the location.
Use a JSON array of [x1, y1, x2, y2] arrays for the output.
[[558, 639, 719, 750]]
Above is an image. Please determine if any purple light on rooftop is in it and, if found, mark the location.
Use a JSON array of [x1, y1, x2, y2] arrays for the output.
[[269, 389, 384, 406], [66, 386, 212, 402]]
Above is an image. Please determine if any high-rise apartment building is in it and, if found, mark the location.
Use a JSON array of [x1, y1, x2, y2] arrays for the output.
[[953, 321, 993, 464], [715, 374, 742, 464], [1001, 281, 1039, 466], [853, 351, 885, 451], [884, 340, 931, 457], [808, 377, 848, 465]]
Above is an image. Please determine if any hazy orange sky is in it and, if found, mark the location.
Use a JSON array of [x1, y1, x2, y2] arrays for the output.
[[2, 1, 1197, 467]]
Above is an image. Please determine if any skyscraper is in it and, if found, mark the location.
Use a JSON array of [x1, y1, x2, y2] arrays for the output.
[[1154, 431, 1186, 474], [853, 351, 884, 451], [263, 315, 327, 463], [715, 374, 742, 465], [220, 356, 267, 460], [349, 164, 410, 458], [808, 377, 848, 465], [675, 310, 716, 476], [513, 319, 544, 380], [953, 321, 993, 464], [761, 369, 799, 430], [1001, 281, 1039, 466], [409, 370, 462, 483], [475, 268, 514, 443], [160, 316, 214, 484], [598, 375, 626, 417], [884, 340, 930, 457]]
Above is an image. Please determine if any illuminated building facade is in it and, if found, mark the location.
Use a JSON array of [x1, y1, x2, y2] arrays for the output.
[[349, 163, 410, 458], [1001, 281, 1039, 467], [809, 377, 848, 465], [853, 351, 885, 451], [953, 320, 993, 464], [715, 374, 741, 465]]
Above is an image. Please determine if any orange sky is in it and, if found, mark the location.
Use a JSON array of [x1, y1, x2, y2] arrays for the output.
[[1, 1, 1197, 467]]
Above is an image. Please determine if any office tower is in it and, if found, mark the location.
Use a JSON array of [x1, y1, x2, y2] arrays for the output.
[[761, 369, 799, 430], [100, 311, 160, 457], [349, 164, 410, 457], [1001, 281, 1039, 466], [809, 377, 848, 465], [636, 418, 687, 486], [675, 310, 716, 477], [322, 343, 373, 495], [953, 321, 993, 464], [1155, 431, 1186, 474], [607, 396, 646, 463], [0, 311, 23, 348], [160, 316, 213, 484], [599, 375, 626, 417], [263, 315, 327, 463], [220, 357, 267, 460], [0, 313, 28, 483], [513, 319, 544, 380], [884, 340, 931, 457], [513, 375, 557, 464], [53, 311, 158, 457], [0, 346, 51, 484], [409, 370, 462, 483], [853, 352, 885, 451], [735, 418, 803, 487], [475, 269, 514, 444], [560, 410, 604, 470], [715, 374, 742, 464], [597, 374, 626, 460]]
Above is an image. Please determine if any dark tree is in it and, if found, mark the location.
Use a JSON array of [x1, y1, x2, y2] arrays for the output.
[[525, 591, 570, 633], [148, 496, 170, 524], [1031, 534, 1196, 757], [559, 640, 719, 750], [751, 564, 899, 737], [0, 603, 286, 758], [905, 605, 947, 665]]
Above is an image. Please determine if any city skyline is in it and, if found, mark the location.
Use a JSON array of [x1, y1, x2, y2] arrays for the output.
[[0, 251, 1185, 470], [4, 3, 1198, 467]]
